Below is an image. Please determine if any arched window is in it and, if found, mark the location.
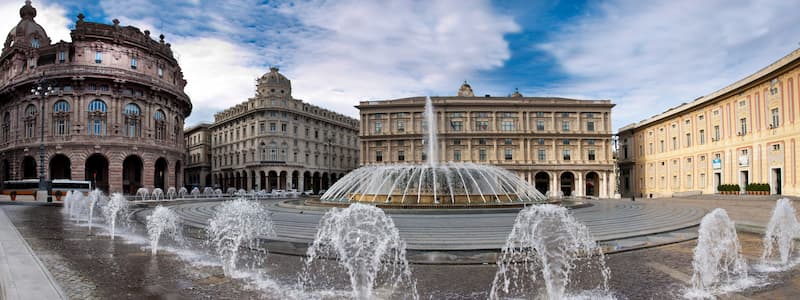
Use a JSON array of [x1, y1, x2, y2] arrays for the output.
[[52, 100, 70, 136], [24, 104, 37, 138], [154, 109, 166, 140], [124, 103, 140, 137], [87, 99, 107, 136]]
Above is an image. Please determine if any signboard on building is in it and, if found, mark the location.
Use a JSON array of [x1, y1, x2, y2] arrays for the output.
[[712, 158, 722, 170]]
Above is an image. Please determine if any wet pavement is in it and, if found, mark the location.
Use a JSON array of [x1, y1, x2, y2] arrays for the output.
[[4, 201, 800, 299]]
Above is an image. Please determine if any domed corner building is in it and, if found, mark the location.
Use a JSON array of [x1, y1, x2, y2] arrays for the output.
[[0, 1, 192, 194]]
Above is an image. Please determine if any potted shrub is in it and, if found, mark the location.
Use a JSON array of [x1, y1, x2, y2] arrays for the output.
[[54, 190, 63, 201], [9, 191, 16, 201]]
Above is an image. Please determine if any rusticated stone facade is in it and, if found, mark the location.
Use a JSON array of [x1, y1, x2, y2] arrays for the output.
[[0, 2, 192, 194]]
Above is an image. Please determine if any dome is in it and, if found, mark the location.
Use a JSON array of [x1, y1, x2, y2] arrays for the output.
[[457, 81, 474, 97], [257, 67, 292, 97], [3, 1, 51, 51]]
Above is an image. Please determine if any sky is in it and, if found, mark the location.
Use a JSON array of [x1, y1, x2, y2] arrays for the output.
[[3, 0, 800, 131]]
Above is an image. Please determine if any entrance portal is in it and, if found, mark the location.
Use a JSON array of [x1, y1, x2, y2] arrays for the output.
[[85, 154, 109, 192], [49, 154, 71, 179], [534, 172, 549, 195], [123, 155, 143, 195], [585, 172, 599, 197], [560, 172, 574, 196], [22, 156, 37, 179], [772, 168, 782, 195]]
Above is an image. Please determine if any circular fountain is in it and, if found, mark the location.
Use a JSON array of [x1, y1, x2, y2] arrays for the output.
[[315, 96, 546, 208]]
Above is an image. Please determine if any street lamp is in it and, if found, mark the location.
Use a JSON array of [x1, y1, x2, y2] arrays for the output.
[[30, 73, 54, 201]]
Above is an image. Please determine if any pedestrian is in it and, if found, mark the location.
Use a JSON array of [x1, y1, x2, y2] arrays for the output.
[[631, 194, 636, 202]]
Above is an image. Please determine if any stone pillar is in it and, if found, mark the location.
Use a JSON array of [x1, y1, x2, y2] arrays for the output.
[[600, 172, 608, 198], [575, 171, 583, 197], [108, 155, 123, 194]]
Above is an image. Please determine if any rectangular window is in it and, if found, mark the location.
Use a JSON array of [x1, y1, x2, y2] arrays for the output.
[[479, 149, 487, 161], [686, 133, 692, 147], [538, 149, 546, 161], [376, 151, 383, 162], [454, 150, 461, 161], [95, 52, 102, 64], [158, 67, 164, 78], [739, 118, 747, 135], [478, 138, 487, 145], [397, 120, 405, 132], [562, 120, 570, 131], [475, 120, 489, 131], [270, 123, 276, 132], [563, 139, 570, 145], [398, 150, 405, 161], [536, 112, 545, 117], [714, 125, 720, 141], [259, 123, 265, 133], [281, 124, 287, 132], [504, 138, 513, 145], [587, 121, 595, 132], [538, 139, 545, 145], [450, 121, 463, 131], [700, 173, 706, 188], [374, 121, 382, 133], [699, 130, 705, 145], [588, 149, 596, 161], [58, 51, 66, 63], [536, 120, 545, 131], [672, 137, 677, 150], [562, 149, 571, 161], [452, 139, 461, 145], [504, 149, 513, 161], [130, 58, 138, 69], [397, 140, 405, 146], [587, 139, 596, 145], [501, 121, 514, 131], [771, 108, 780, 128], [660, 140, 665, 152], [562, 112, 569, 118], [649, 143, 653, 154]]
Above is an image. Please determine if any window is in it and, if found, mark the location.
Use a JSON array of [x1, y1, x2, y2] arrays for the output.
[[479, 149, 487, 161], [58, 51, 66, 63], [397, 120, 405, 132], [538, 139, 545, 145], [698, 115, 704, 121], [672, 137, 677, 150], [475, 120, 489, 131], [562, 112, 569, 118], [501, 121, 514, 131], [536, 120, 545, 131], [88, 100, 107, 136], [587, 139, 596, 145], [538, 149, 546, 161], [660, 140, 664, 152], [31, 38, 40, 48], [587, 121, 595, 132], [686, 133, 692, 147], [130, 58, 138, 69], [95, 51, 102, 64], [773, 144, 781, 151], [397, 140, 404, 146], [451, 121, 463, 131], [536, 112, 545, 117], [24, 104, 37, 138], [376, 151, 383, 162], [453, 150, 461, 161], [478, 138, 487, 145], [504, 149, 513, 161], [739, 100, 746, 107], [122, 103, 140, 137], [771, 108, 780, 128], [739, 118, 747, 135], [154, 110, 166, 140], [374, 121, 382, 133], [562, 120, 570, 131], [588, 149, 596, 161], [157, 67, 164, 78], [563, 139, 570, 145], [562, 149, 571, 161], [398, 150, 405, 161], [452, 139, 461, 145], [269, 123, 276, 132], [504, 138, 513, 145], [699, 130, 705, 145], [281, 123, 287, 132], [714, 125, 720, 141]]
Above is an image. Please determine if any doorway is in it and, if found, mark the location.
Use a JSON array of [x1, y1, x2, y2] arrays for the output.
[[739, 171, 749, 191], [713, 172, 722, 193], [772, 168, 782, 195]]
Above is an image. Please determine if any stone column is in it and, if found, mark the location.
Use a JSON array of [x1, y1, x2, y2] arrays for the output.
[[575, 171, 583, 197], [600, 172, 607, 198]]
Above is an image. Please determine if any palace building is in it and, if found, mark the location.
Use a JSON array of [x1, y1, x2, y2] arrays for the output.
[[0, 1, 192, 193], [358, 83, 616, 198], [209, 67, 359, 193], [617, 48, 800, 197], [184, 123, 212, 188]]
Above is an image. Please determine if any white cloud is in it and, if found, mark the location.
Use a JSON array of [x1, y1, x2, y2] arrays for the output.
[[537, 0, 800, 131], [0, 0, 71, 44]]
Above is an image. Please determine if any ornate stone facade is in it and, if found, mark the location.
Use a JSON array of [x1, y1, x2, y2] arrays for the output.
[[0, 2, 192, 194], [210, 67, 359, 193], [358, 82, 616, 198], [184, 123, 212, 188], [618, 48, 800, 197]]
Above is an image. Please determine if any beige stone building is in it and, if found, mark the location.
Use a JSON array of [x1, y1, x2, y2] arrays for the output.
[[358, 82, 616, 197], [210, 67, 359, 193], [617, 48, 800, 198], [0, 2, 191, 194], [184, 123, 212, 188]]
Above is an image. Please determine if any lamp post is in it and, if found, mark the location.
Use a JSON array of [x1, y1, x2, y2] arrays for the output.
[[30, 73, 54, 201]]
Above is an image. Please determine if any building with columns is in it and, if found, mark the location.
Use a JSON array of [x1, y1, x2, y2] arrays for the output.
[[618, 47, 800, 198], [0, 1, 191, 194], [184, 123, 212, 188], [209, 67, 359, 193], [357, 82, 616, 198]]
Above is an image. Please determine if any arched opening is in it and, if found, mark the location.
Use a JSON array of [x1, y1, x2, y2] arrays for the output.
[[268, 171, 278, 191], [279, 171, 287, 190], [259, 171, 266, 191], [0, 159, 9, 189], [585, 172, 599, 197], [123, 155, 143, 195], [154, 157, 168, 190], [174, 161, 182, 190], [22, 156, 37, 179], [331, 173, 338, 185], [322, 172, 329, 190], [205, 174, 212, 188], [312, 172, 321, 194], [241, 171, 248, 190], [534, 172, 550, 195], [49, 154, 71, 180], [234, 172, 241, 189], [291, 171, 299, 190], [560, 172, 574, 197], [85, 154, 109, 192], [250, 170, 256, 190], [303, 171, 312, 192]]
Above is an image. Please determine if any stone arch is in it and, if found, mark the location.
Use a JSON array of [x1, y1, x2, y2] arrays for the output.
[[279, 170, 287, 190], [21, 156, 37, 179], [268, 170, 278, 191], [291, 170, 299, 190], [559, 171, 575, 197], [174, 160, 182, 190], [123, 155, 144, 195], [0, 159, 9, 189], [585, 171, 599, 197], [312, 171, 321, 194], [534, 172, 550, 195], [154, 157, 168, 190], [259, 171, 266, 191], [49, 154, 71, 180], [322, 172, 329, 190], [85, 153, 109, 192], [303, 171, 312, 192]]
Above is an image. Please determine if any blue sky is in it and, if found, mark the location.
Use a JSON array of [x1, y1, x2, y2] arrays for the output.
[[3, 0, 799, 131]]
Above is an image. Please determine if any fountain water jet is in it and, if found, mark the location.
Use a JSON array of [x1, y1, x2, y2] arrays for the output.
[[86, 189, 107, 230], [191, 187, 201, 198], [146, 205, 183, 255], [178, 187, 188, 198], [303, 203, 417, 300], [762, 198, 800, 267], [136, 188, 149, 200], [167, 187, 177, 199], [207, 198, 276, 276], [102, 193, 129, 240], [490, 204, 612, 300], [152, 188, 164, 200], [686, 208, 751, 298]]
